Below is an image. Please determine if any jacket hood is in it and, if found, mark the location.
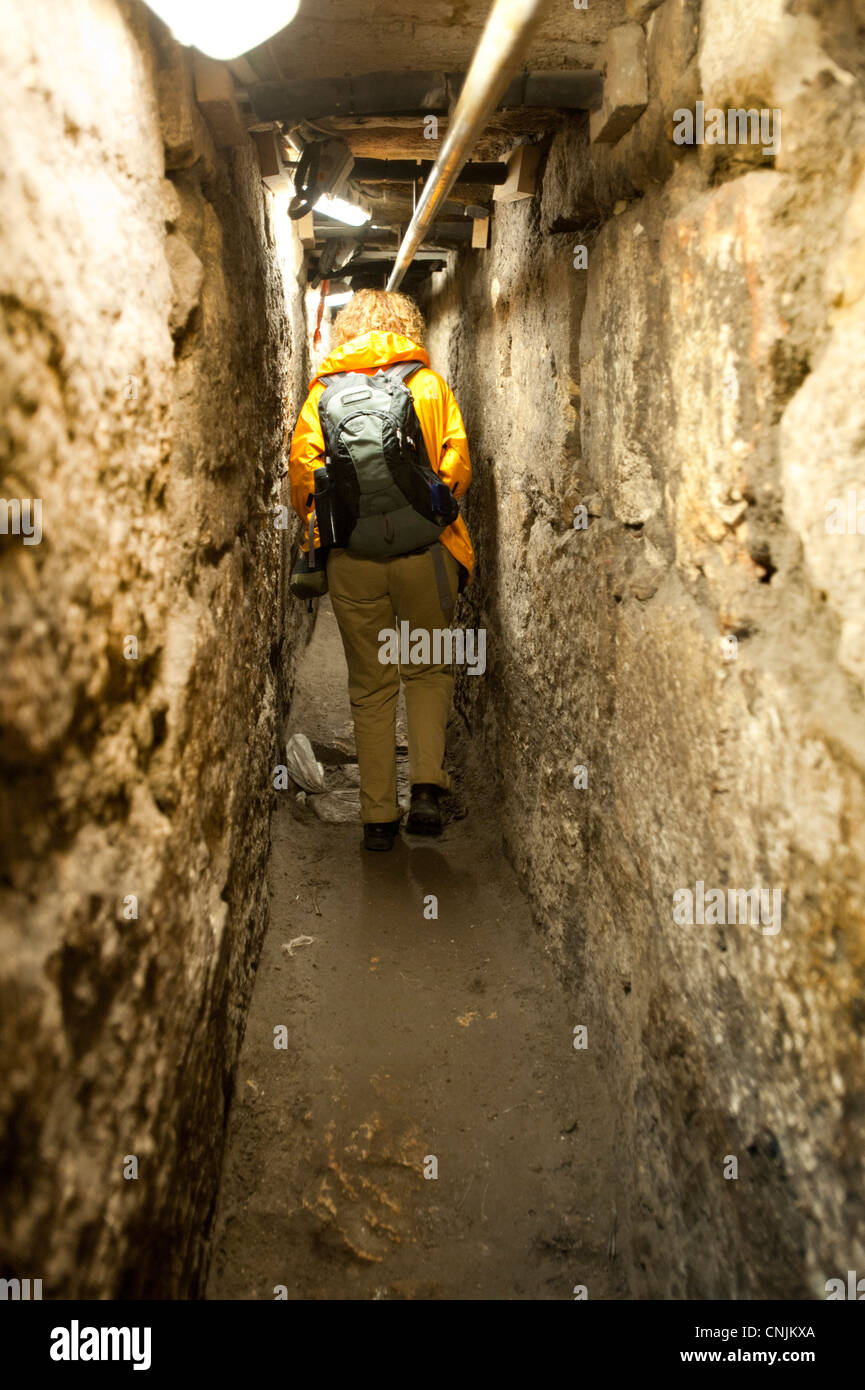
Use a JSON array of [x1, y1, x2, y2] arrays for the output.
[[310, 331, 430, 387]]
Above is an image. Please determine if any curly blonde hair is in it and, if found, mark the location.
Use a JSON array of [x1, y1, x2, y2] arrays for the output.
[[331, 288, 426, 349]]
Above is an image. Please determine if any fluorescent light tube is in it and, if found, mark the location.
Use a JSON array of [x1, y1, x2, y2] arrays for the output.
[[315, 195, 371, 227]]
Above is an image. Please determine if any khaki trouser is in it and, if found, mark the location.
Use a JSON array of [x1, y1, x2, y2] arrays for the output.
[[327, 543, 461, 824]]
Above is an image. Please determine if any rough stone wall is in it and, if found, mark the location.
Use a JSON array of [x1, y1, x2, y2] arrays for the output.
[[0, 0, 309, 1296], [425, 0, 865, 1298]]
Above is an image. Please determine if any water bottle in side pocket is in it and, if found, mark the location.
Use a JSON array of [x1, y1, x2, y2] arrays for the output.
[[313, 465, 342, 548], [430, 478, 458, 523]]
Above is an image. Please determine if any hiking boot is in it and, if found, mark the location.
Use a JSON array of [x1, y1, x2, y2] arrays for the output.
[[405, 783, 443, 836], [363, 819, 400, 852]]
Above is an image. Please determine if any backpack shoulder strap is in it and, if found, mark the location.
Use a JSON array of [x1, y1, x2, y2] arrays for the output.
[[316, 372, 350, 423], [382, 360, 426, 387]]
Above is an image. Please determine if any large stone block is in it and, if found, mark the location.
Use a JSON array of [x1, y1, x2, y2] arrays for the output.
[[590, 22, 649, 145], [699, 0, 846, 111], [165, 230, 204, 337], [647, 0, 701, 107], [780, 299, 865, 687], [192, 53, 246, 150]]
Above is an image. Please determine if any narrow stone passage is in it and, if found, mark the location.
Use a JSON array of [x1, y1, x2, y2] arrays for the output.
[[206, 598, 627, 1300], [3, 0, 865, 1318]]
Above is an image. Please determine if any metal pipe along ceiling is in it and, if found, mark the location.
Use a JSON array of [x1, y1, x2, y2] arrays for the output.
[[386, 0, 554, 292], [249, 69, 601, 122]]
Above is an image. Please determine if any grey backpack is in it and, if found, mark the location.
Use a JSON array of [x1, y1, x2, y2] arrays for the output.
[[316, 361, 460, 558]]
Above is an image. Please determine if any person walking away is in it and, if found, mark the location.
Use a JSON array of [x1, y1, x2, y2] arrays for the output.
[[289, 289, 474, 850]]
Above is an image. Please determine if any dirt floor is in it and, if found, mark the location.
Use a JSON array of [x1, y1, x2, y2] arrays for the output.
[[205, 598, 629, 1300]]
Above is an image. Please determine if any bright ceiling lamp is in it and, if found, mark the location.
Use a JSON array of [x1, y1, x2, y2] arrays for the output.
[[315, 194, 371, 228], [144, 0, 299, 61], [326, 291, 354, 307]]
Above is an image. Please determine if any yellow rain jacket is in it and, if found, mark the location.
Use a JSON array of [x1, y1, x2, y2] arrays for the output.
[[289, 330, 474, 580]]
